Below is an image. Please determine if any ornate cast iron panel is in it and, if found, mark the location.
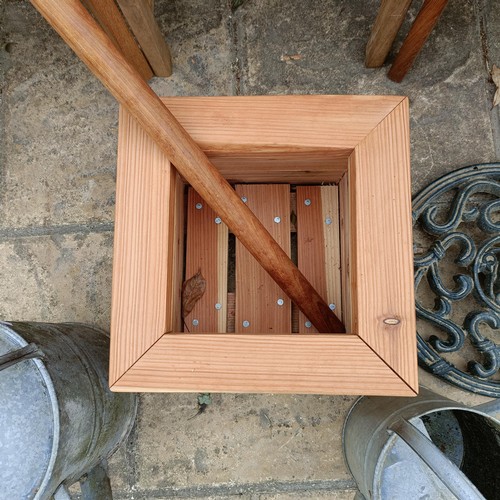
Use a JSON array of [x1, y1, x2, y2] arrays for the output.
[[413, 164, 500, 397]]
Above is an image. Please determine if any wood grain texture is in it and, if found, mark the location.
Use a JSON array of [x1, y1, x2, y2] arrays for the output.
[[185, 188, 228, 333], [388, 0, 449, 82], [350, 99, 417, 392], [110, 108, 178, 384], [235, 185, 291, 333], [161, 95, 406, 155], [165, 170, 184, 333], [339, 172, 353, 333], [296, 186, 342, 333], [82, 0, 153, 80], [30, 0, 343, 333], [111, 333, 416, 396], [365, 0, 412, 67], [115, 0, 172, 77]]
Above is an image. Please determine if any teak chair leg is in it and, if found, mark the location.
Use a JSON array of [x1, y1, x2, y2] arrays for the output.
[[82, 0, 153, 81], [116, 0, 172, 77], [388, 0, 449, 82], [365, 0, 413, 68]]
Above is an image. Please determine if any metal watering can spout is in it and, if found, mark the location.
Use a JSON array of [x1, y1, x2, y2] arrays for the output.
[[473, 398, 500, 421], [388, 418, 485, 500], [343, 387, 500, 500]]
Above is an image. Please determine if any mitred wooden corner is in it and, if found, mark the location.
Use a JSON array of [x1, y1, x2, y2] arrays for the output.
[[109, 96, 417, 396]]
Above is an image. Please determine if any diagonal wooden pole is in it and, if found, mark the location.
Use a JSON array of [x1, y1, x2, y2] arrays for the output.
[[29, 0, 345, 333]]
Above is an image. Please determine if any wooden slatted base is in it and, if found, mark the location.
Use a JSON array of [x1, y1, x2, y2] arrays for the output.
[[183, 184, 342, 334]]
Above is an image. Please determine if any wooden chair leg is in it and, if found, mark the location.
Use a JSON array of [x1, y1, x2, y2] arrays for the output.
[[365, 0, 413, 68], [83, 0, 153, 80], [388, 0, 449, 82], [116, 0, 172, 77]]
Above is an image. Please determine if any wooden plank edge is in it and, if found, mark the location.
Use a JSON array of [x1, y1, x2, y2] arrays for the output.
[[349, 98, 418, 394], [110, 333, 417, 396]]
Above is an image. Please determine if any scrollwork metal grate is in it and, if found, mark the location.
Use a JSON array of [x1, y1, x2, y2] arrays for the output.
[[413, 164, 500, 397]]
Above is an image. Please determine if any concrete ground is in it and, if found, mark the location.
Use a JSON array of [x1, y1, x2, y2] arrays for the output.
[[1, 0, 499, 498]]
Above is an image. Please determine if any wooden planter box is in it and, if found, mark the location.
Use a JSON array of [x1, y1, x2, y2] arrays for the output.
[[109, 96, 417, 396]]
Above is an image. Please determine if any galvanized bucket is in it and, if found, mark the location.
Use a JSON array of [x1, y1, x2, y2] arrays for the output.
[[343, 387, 500, 499], [0, 322, 137, 499]]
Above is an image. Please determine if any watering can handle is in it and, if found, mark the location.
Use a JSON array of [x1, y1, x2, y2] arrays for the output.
[[52, 461, 113, 500], [0, 343, 44, 372], [389, 418, 486, 500]]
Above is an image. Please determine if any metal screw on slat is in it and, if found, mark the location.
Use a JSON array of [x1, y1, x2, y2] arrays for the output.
[[305, 321, 312, 328], [192, 319, 199, 326], [274, 216, 281, 223], [325, 217, 332, 225], [195, 203, 203, 210], [304, 199, 311, 206], [241, 196, 247, 203], [215, 303, 222, 310], [242, 320, 250, 328], [329, 303, 336, 311], [277, 298, 284, 306], [215, 217, 222, 224]]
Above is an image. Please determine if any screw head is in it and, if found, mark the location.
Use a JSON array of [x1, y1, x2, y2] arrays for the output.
[[195, 202, 203, 210], [192, 319, 199, 326], [215, 217, 222, 224], [241, 196, 248, 203], [325, 217, 332, 225], [304, 199, 311, 206], [277, 298, 284, 306], [215, 303, 222, 310], [274, 216, 281, 223], [329, 303, 336, 311], [305, 321, 312, 328], [242, 320, 250, 328]]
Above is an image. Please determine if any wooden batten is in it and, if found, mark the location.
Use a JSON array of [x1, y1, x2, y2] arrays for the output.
[[339, 171, 353, 333], [235, 185, 292, 333], [184, 188, 228, 333], [296, 186, 342, 333]]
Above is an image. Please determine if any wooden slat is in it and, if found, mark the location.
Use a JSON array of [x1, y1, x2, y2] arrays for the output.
[[116, 0, 172, 77], [110, 108, 178, 384], [112, 333, 417, 396], [165, 169, 184, 333], [365, 0, 412, 67], [339, 172, 353, 333], [184, 188, 228, 333], [82, 0, 153, 80], [235, 185, 291, 333], [296, 186, 342, 333], [388, 0, 449, 82], [350, 99, 417, 392]]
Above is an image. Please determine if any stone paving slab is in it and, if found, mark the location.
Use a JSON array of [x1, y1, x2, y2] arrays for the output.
[[235, 0, 496, 194], [0, 230, 113, 325]]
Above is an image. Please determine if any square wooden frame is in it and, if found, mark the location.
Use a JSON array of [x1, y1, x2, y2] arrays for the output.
[[110, 95, 417, 396]]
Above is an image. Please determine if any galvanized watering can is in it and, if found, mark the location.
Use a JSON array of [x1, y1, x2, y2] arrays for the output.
[[343, 387, 500, 499], [0, 322, 137, 499]]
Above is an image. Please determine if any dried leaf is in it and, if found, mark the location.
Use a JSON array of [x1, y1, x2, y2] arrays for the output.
[[492, 65, 500, 107], [182, 269, 206, 318]]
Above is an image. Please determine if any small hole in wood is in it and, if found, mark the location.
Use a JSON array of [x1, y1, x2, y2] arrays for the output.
[[384, 318, 400, 326]]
